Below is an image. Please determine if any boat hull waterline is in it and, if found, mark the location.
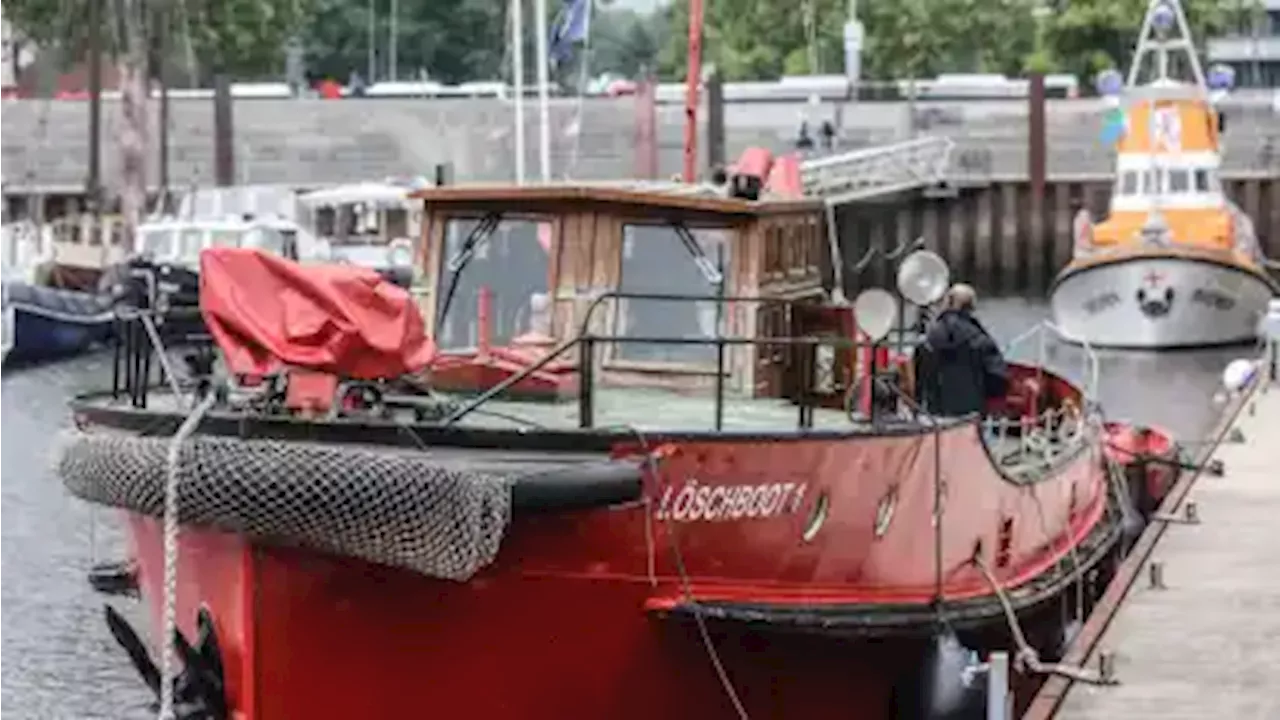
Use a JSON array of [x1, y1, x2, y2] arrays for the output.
[[1051, 255, 1276, 349]]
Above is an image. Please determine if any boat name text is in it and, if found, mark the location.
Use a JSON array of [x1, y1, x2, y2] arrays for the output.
[[655, 480, 809, 522], [1191, 288, 1235, 311], [1083, 291, 1120, 315]]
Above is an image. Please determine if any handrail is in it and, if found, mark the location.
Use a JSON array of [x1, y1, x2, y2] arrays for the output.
[[1002, 320, 1099, 403]]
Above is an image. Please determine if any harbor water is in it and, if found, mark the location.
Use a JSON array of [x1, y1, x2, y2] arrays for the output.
[[0, 298, 1251, 718]]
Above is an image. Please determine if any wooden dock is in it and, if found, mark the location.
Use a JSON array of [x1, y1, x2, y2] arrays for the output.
[[1033, 377, 1280, 719]]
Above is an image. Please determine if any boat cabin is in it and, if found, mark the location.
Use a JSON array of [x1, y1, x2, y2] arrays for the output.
[[135, 216, 302, 267], [297, 181, 422, 273], [410, 181, 869, 410]]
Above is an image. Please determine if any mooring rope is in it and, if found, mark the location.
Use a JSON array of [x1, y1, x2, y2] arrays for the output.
[[157, 390, 218, 720], [971, 553, 1115, 686]]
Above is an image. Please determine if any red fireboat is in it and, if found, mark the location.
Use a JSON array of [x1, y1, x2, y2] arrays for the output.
[[61, 181, 1172, 719]]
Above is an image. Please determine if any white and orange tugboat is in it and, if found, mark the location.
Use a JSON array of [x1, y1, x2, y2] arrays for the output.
[[1051, 0, 1277, 349]]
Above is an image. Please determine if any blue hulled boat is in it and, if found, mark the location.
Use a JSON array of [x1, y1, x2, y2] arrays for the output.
[[2, 280, 117, 363]]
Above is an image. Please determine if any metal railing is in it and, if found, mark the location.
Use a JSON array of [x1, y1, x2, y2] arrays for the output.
[[1003, 320, 1100, 404]]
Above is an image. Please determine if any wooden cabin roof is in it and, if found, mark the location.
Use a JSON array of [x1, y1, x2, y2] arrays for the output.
[[408, 181, 821, 223]]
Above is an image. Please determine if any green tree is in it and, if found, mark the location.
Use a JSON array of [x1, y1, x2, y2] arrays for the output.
[[590, 8, 664, 79], [1041, 0, 1227, 83], [3, 0, 313, 82], [299, 0, 506, 84], [655, 0, 1041, 82]]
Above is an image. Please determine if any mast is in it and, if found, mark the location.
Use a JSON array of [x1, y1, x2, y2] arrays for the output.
[[366, 0, 376, 82], [86, 0, 103, 216], [535, 0, 551, 182], [389, 0, 399, 80], [681, 0, 704, 182], [512, 0, 526, 184]]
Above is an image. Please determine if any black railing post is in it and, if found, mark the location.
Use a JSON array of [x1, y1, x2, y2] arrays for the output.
[[578, 336, 595, 429], [111, 317, 122, 399], [713, 246, 726, 430]]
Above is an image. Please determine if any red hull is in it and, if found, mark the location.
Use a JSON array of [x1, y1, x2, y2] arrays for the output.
[[122, 412, 1107, 719], [129, 515, 914, 719]]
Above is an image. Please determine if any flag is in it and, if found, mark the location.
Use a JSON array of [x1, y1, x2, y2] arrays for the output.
[[550, 0, 591, 64]]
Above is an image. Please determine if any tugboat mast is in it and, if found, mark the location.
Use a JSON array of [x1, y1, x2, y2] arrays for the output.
[[682, 0, 704, 182]]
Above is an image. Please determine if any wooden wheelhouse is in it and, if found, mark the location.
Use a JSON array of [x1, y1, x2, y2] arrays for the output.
[[411, 182, 868, 408]]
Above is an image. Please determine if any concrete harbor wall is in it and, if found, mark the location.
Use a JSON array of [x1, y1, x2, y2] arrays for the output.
[[2, 96, 1277, 192], [3, 97, 1277, 295]]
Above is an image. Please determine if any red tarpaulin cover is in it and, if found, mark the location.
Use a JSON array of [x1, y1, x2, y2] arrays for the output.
[[200, 248, 435, 379]]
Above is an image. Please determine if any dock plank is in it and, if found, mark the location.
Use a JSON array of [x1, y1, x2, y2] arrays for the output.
[[1056, 381, 1280, 720]]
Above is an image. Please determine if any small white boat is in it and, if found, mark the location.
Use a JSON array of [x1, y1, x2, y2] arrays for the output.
[[294, 179, 423, 286]]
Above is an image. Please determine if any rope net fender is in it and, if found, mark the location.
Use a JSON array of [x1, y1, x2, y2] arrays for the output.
[[56, 430, 514, 582]]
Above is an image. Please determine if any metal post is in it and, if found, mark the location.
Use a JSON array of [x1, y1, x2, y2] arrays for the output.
[[1269, 337, 1277, 384], [367, 0, 377, 82], [705, 66, 725, 173], [389, 0, 399, 81], [986, 651, 1010, 720], [86, 0, 103, 214], [1029, 72, 1046, 205], [512, 0, 527, 184], [213, 75, 235, 186], [682, 0, 705, 182], [579, 336, 595, 428], [534, 0, 551, 182], [713, 246, 726, 430], [154, 3, 170, 206]]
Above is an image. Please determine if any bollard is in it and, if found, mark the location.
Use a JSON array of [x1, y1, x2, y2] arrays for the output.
[[1149, 561, 1166, 589], [1098, 650, 1117, 683], [1184, 501, 1199, 523], [987, 651, 1010, 720]]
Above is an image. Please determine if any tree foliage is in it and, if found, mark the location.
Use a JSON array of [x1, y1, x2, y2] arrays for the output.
[[4, 0, 314, 82], [1041, 0, 1227, 82], [651, 0, 1231, 85], [300, 0, 506, 84]]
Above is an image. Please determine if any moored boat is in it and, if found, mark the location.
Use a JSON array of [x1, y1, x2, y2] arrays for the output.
[[2, 279, 118, 362], [1050, 0, 1278, 349], [63, 180, 1138, 719]]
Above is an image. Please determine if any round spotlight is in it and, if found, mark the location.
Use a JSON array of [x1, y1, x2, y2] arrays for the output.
[[896, 249, 951, 306], [853, 288, 899, 343]]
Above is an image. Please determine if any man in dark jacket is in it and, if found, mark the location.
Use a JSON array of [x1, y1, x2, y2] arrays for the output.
[[920, 284, 1009, 417]]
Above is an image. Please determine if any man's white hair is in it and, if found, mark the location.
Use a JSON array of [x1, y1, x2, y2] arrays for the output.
[[946, 283, 977, 311]]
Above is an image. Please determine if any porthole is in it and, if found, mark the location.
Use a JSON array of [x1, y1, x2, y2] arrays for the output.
[[802, 491, 829, 543]]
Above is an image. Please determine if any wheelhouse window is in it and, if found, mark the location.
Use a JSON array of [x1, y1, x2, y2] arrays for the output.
[[437, 218, 552, 351], [140, 229, 175, 257], [1118, 171, 1139, 195], [178, 229, 205, 260], [1194, 169, 1212, 192], [613, 224, 731, 366], [1167, 168, 1190, 193]]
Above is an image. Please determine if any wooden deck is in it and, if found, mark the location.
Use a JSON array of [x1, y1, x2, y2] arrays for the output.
[[1049, 378, 1280, 720]]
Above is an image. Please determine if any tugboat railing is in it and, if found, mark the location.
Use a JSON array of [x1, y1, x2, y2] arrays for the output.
[[1003, 320, 1099, 404]]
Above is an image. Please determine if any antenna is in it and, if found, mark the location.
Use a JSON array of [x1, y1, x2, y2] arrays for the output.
[[1126, 0, 1207, 91]]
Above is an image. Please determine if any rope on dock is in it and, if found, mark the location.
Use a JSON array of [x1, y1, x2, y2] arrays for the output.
[[971, 553, 1118, 686]]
